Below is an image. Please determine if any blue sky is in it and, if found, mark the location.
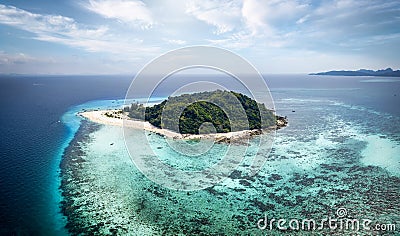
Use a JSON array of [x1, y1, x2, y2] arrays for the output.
[[0, 0, 399, 74]]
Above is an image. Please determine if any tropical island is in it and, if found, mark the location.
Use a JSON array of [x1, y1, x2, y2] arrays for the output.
[[79, 90, 287, 143], [310, 68, 400, 77]]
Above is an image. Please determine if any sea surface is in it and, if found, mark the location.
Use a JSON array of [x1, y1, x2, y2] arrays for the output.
[[0, 75, 132, 235], [0, 74, 399, 235]]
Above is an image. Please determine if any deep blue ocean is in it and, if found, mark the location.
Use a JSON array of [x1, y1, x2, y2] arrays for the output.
[[0, 75, 132, 235], [0, 74, 399, 234]]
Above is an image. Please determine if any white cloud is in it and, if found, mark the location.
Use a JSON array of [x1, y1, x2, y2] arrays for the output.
[[241, 0, 268, 36], [292, 0, 400, 49], [0, 5, 105, 37], [0, 51, 37, 65], [164, 39, 186, 45], [84, 0, 154, 29], [0, 51, 143, 74], [242, 0, 309, 36], [0, 4, 159, 57], [296, 14, 309, 24], [0, 51, 61, 74], [208, 32, 254, 49], [186, 0, 310, 49], [186, 0, 241, 34]]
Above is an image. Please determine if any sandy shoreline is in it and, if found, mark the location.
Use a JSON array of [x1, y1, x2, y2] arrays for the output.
[[79, 110, 183, 138], [78, 109, 277, 142]]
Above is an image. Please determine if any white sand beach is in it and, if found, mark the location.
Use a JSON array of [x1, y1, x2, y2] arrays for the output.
[[78, 110, 269, 142], [79, 110, 182, 138]]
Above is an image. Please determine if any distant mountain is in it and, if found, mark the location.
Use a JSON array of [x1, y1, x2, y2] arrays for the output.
[[310, 68, 400, 77]]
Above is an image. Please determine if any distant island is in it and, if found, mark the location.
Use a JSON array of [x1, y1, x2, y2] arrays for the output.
[[79, 90, 287, 143], [310, 68, 400, 77]]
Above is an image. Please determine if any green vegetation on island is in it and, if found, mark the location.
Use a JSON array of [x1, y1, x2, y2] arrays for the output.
[[124, 90, 282, 135]]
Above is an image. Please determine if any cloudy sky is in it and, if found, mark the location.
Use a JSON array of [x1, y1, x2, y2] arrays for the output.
[[0, 0, 399, 74]]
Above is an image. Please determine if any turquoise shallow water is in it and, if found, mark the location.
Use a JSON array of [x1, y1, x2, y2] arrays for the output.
[[60, 86, 400, 235]]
